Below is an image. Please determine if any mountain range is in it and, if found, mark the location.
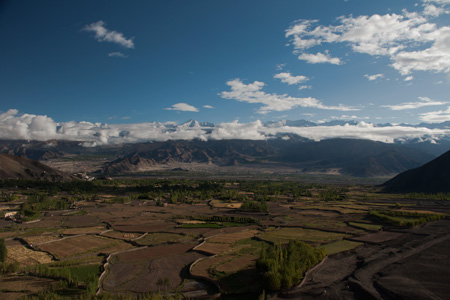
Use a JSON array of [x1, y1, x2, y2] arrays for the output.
[[1, 119, 449, 178], [0, 137, 439, 178]]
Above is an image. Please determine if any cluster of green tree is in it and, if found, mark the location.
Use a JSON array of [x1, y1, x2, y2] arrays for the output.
[[19, 192, 72, 221], [318, 188, 347, 201], [256, 240, 326, 291], [238, 181, 315, 199], [369, 210, 445, 227], [0, 179, 98, 194], [179, 214, 258, 224], [241, 199, 269, 212]]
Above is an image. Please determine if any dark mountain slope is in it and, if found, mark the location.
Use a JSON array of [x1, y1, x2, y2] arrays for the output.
[[0, 153, 72, 180], [383, 149, 450, 193], [277, 139, 434, 176]]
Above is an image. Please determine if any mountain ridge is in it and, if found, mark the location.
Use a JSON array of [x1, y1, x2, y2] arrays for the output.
[[383, 149, 450, 193]]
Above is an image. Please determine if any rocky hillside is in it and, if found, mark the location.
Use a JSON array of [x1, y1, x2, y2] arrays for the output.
[[0, 153, 72, 181]]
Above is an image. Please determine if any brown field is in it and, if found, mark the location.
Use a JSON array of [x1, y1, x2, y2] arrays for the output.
[[62, 215, 101, 227], [112, 222, 176, 233], [37, 235, 119, 258], [61, 225, 106, 235], [7, 245, 53, 266], [215, 255, 257, 273], [191, 255, 230, 278], [350, 231, 406, 244], [115, 242, 198, 263], [100, 230, 143, 240], [103, 252, 205, 293], [207, 230, 259, 244], [194, 242, 232, 255]]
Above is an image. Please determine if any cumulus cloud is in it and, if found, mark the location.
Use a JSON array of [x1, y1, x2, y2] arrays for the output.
[[165, 103, 199, 112], [382, 96, 448, 110], [274, 72, 309, 85], [2, 109, 450, 145], [219, 78, 357, 114], [203, 105, 214, 109], [285, 8, 450, 75], [364, 74, 384, 81], [297, 52, 342, 65], [83, 21, 134, 48], [423, 3, 446, 16]]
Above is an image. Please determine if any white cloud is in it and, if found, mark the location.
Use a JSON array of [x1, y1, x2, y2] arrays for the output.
[[83, 21, 134, 48], [419, 106, 450, 122], [364, 73, 384, 81], [165, 103, 199, 112], [219, 78, 357, 114], [298, 85, 311, 90], [382, 96, 448, 110], [423, 4, 446, 16], [297, 52, 342, 65], [404, 76, 414, 81], [333, 115, 369, 120], [274, 72, 309, 85], [285, 9, 450, 75], [203, 105, 214, 109], [423, 0, 450, 5], [2, 109, 450, 145], [108, 52, 127, 58]]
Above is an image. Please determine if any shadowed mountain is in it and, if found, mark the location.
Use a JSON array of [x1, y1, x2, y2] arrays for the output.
[[277, 139, 434, 176], [382, 149, 450, 193], [98, 139, 433, 177], [0, 153, 73, 180]]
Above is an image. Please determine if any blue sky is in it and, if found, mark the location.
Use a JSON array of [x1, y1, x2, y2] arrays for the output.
[[1, 0, 450, 144]]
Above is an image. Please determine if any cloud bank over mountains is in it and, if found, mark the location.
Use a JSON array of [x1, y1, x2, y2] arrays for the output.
[[1, 109, 450, 147]]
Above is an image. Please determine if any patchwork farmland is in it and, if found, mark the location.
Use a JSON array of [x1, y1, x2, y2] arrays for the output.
[[0, 178, 448, 299]]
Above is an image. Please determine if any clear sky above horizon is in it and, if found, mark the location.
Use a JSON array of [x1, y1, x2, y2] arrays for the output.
[[1, 0, 450, 127]]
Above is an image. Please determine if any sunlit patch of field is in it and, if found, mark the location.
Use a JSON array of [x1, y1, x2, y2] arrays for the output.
[[8, 245, 53, 266]]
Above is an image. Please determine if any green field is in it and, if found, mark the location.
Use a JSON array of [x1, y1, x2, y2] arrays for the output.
[[258, 227, 347, 244], [321, 240, 363, 255]]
